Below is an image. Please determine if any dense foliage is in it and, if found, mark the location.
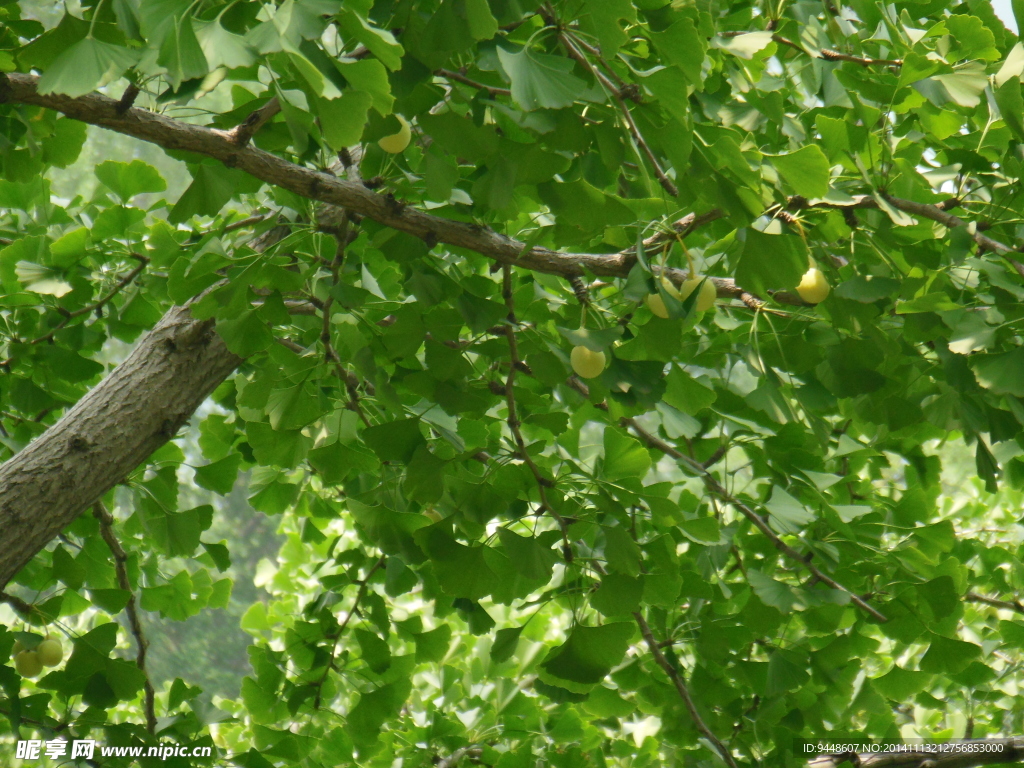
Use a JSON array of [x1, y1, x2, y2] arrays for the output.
[[3, 0, 1024, 766]]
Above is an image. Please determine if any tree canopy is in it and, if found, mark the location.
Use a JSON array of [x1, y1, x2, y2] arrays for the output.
[[3, 0, 1024, 766]]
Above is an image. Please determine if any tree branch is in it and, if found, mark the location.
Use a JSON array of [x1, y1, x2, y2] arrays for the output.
[[966, 592, 1024, 614], [227, 96, 281, 147], [0, 590, 37, 615], [501, 266, 572, 559], [0, 74, 722, 293], [93, 501, 156, 734], [313, 555, 386, 710], [557, 30, 678, 196], [435, 68, 511, 97], [623, 417, 888, 622], [0, 298, 241, 588], [634, 611, 739, 768], [2, 254, 148, 367]]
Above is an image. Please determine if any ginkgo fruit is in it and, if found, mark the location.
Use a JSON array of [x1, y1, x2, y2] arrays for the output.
[[645, 278, 680, 319], [36, 637, 63, 667], [647, 276, 716, 317], [378, 116, 411, 154], [680, 277, 717, 312], [570, 346, 606, 379], [14, 650, 42, 678], [797, 267, 830, 304], [11, 640, 24, 656]]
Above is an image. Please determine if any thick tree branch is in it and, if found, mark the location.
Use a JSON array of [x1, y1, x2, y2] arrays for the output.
[[1, 75, 1014, 313], [0, 300, 241, 588], [0, 74, 762, 305]]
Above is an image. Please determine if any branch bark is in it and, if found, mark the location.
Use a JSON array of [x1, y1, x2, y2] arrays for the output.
[[634, 611, 739, 768], [0, 74, 1012, 309], [0, 74, 766, 304], [93, 501, 156, 734], [0, 302, 241, 587], [623, 417, 888, 623]]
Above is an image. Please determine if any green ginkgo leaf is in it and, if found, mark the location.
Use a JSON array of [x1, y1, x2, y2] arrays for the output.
[[158, 15, 209, 90], [37, 37, 138, 97], [497, 46, 588, 111]]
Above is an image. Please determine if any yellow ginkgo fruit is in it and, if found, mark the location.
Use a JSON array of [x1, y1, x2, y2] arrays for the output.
[[570, 345, 606, 379], [680, 277, 717, 312], [14, 650, 43, 678], [37, 637, 64, 667], [796, 267, 830, 304], [645, 277, 681, 319]]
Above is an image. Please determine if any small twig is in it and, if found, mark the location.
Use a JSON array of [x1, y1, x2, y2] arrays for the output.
[[437, 746, 483, 768], [569, 36, 636, 97], [93, 501, 156, 734], [882, 193, 1011, 254], [557, 29, 678, 196], [221, 213, 272, 235], [722, 30, 902, 67], [435, 68, 511, 97], [315, 213, 374, 428], [635, 210, 725, 258], [0, 590, 36, 615], [228, 96, 281, 147], [1, 254, 148, 367], [817, 44, 901, 66], [634, 611, 739, 768], [313, 556, 386, 710], [116, 83, 140, 114], [623, 418, 888, 623], [702, 444, 728, 469], [501, 265, 572, 560], [966, 592, 1024, 614]]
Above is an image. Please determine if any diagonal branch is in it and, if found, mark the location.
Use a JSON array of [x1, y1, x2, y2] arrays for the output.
[[1, 75, 1014, 316], [2, 254, 149, 368], [557, 30, 678, 196], [634, 611, 739, 768], [0, 74, 703, 287], [93, 501, 156, 734], [227, 96, 281, 147], [501, 266, 572, 558], [623, 417, 888, 622], [0, 296, 242, 589], [313, 555, 386, 710], [434, 68, 511, 97], [0, 590, 37, 615], [966, 592, 1024, 614]]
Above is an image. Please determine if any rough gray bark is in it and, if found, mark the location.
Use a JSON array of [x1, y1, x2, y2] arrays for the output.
[[0, 304, 240, 588], [0, 73, 779, 303]]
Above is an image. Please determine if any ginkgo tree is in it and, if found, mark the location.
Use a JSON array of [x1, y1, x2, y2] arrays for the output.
[[3, 0, 1024, 766]]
